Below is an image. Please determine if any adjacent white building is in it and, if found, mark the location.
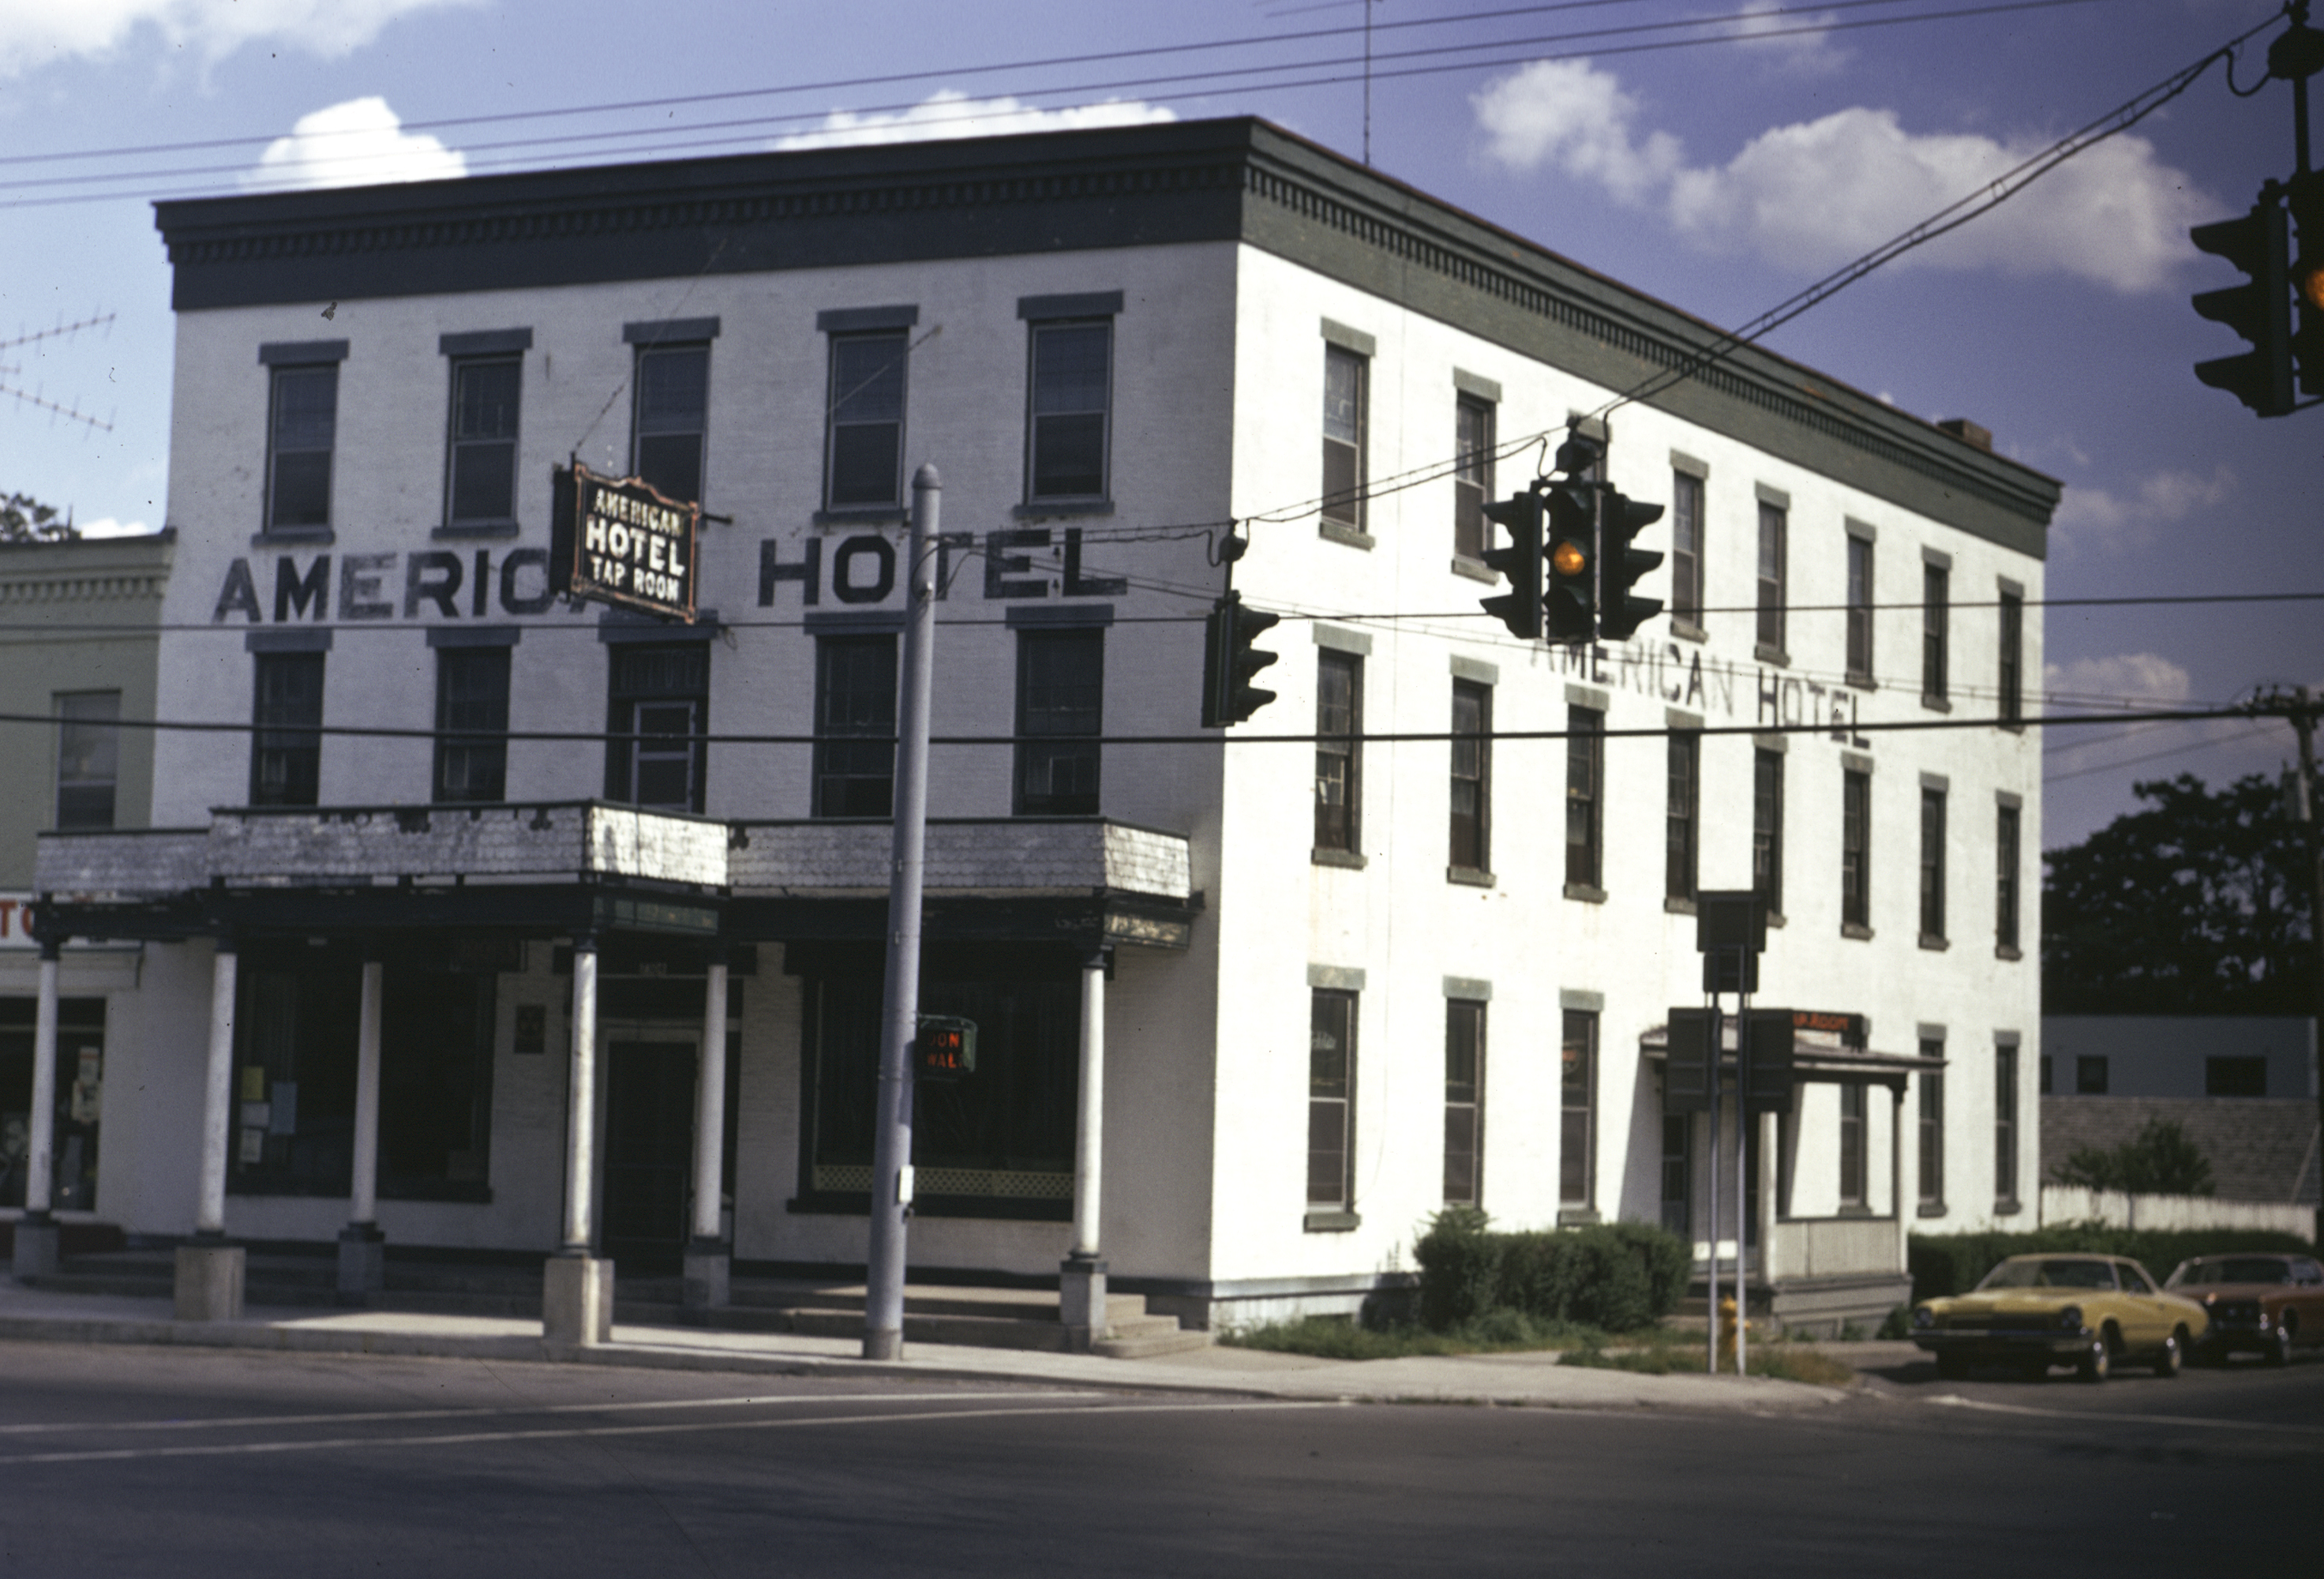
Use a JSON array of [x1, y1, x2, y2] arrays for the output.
[[29, 118, 2056, 1335]]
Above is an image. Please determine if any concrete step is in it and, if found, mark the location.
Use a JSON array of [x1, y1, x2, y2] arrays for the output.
[[1093, 1327, 1213, 1360], [785, 1307, 1074, 1352]]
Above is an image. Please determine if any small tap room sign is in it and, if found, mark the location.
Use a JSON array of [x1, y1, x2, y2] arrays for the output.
[[551, 463, 699, 621]]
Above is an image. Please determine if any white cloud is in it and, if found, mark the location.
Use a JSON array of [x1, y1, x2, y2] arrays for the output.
[[2050, 467, 2235, 557], [73, 516, 152, 538], [2044, 652, 2193, 709], [0, 0, 474, 79], [1729, 0, 1850, 75], [244, 97, 463, 192], [773, 90, 1175, 152], [1474, 58, 2217, 293]]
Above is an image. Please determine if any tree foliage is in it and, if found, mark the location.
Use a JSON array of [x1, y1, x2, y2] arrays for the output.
[[0, 492, 75, 543], [2043, 773, 2313, 1014], [2049, 1118, 2217, 1196]]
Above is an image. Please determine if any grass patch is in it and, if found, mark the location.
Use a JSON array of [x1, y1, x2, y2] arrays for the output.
[[1221, 1308, 1640, 1360], [1561, 1344, 1858, 1387]]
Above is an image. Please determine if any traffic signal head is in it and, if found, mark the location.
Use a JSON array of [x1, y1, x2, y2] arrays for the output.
[[1543, 478, 1596, 642], [2289, 171, 2324, 399], [1201, 591, 1280, 726], [1597, 489, 1665, 642], [1478, 487, 1544, 640], [2190, 196, 2294, 417], [1553, 431, 1603, 479]]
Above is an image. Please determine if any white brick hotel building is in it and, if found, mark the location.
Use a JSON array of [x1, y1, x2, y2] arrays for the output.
[[29, 118, 2055, 1334]]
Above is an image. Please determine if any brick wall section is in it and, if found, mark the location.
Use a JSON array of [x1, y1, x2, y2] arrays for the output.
[[729, 820, 1190, 898]]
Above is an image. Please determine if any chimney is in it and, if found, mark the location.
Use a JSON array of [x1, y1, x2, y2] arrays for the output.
[[1936, 418, 1992, 452]]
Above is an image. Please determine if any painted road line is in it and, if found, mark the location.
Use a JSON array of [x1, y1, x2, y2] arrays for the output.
[[1924, 1394, 2324, 1435]]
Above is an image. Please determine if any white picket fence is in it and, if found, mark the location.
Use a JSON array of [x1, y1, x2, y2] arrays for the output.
[[2040, 1186, 2315, 1241]]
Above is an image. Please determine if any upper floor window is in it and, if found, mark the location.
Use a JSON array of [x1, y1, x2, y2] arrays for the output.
[[1919, 786, 1947, 943], [1845, 535, 1874, 680], [1756, 501, 1786, 653], [1321, 344, 1368, 532], [826, 333, 908, 509], [445, 357, 521, 527], [605, 643, 707, 813], [433, 647, 511, 805], [1996, 799, 2022, 953], [1314, 650, 1362, 853], [1453, 396, 1494, 561], [1752, 747, 1785, 917], [1841, 767, 1872, 932], [266, 362, 337, 530], [813, 634, 898, 818], [54, 692, 119, 830], [1449, 680, 1490, 875], [1015, 628, 1102, 815], [1026, 320, 1111, 502], [250, 657, 323, 808], [1997, 585, 2025, 726], [1922, 561, 1950, 703], [1666, 730, 1699, 903], [632, 343, 710, 505], [1669, 471, 1704, 625], [1565, 706, 1603, 892]]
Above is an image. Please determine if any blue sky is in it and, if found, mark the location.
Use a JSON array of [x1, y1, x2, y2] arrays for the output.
[[0, 0, 2313, 848]]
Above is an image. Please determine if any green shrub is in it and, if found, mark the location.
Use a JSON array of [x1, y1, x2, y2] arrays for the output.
[[1413, 1210, 1691, 1333], [1908, 1223, 2315, 1300], [1876, 1304, 1911, 1340], [2050, 1119, 2216, 1196]]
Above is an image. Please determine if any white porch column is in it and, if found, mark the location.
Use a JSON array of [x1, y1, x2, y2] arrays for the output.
[[544, 932, 610, 1346], [683, 954, 731, 1313], [337, 958, 386, 1303], [1059, 944, 1110, 1351], [11, 940, 63, 1279], [176, 934, 245, 1321]]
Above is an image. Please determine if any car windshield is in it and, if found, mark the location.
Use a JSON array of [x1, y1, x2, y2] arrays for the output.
[[1977, 1258, 2118, 1291], [2173, 1258, 2292, 1287]]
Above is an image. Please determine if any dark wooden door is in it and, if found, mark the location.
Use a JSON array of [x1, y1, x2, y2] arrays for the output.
[[602, 1041, 695, 1273]]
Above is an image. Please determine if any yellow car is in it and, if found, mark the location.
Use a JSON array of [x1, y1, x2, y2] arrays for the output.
[[1910, 1254, 2210, 1382]]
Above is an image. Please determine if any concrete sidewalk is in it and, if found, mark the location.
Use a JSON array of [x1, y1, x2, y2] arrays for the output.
[[0, 1277, 1850, 1416]]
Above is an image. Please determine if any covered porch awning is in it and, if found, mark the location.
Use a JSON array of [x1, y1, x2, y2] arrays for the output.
[[1639, 1017, 1945, 1092]]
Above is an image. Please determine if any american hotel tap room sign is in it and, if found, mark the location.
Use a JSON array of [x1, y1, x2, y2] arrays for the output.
[[551, 463, 699, 622]]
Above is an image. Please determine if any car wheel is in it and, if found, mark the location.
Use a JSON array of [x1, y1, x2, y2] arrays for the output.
[[2266, 1322, 2294, 1368], [2153, 1329, 2184, 1378], [1935, 1352, 1969, 1381], [2077, 1331, 2111, 1384]]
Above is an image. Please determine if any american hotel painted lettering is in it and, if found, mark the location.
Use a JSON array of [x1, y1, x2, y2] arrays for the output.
[[1546, 637, 1872, 749]]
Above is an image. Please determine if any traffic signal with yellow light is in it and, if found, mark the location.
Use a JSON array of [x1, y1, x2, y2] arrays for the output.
[[1598, 487, 1666, 641], [1479, 486, 1545, 639], [2289, 171, 2324, 399], [1543, 478, 1597, 643], [1201, 591, 1280, 726], [2191, 191, 2296, 417]]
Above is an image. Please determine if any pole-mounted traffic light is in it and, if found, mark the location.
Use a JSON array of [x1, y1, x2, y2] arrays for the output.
[[2191, 190, 2296, 417], [1479, 486, 1544, 639], [1542, 477, 1596, 642], [2289, 171, 2324, 399], [1598, 488, 1666, 642], [1201, 590, 1280, 726]]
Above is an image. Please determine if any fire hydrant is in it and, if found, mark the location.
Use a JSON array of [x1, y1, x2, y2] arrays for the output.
[[1717, 1296, 1739, 1370]]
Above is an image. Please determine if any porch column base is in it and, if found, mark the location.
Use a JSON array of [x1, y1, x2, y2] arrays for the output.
[[681, 1239, 729, 1314], [1059, 1254, 1109, 1353], [174, 1243, 245, 1322], [336, 1224, 385, 1306], [543, 1253, 613, 1348], [11, 1214, 59, 1281]]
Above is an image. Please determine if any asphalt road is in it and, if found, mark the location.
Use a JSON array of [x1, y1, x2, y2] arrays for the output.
[[0, 1341, 2316, 1577]]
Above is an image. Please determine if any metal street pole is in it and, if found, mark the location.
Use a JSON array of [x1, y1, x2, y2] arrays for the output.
[[1706, 1002, 1721, 1376], [2289, 688, 2324, 1248], [1735, 967, 1750, 1378], [863, 463, 939, 1361]]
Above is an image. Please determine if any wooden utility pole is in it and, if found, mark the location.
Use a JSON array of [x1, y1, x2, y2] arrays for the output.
[[2250, 684, 2324, 1243]]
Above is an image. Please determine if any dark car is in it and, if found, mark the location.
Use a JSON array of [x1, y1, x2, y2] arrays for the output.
[[2164, 1254, 2324, 1366]]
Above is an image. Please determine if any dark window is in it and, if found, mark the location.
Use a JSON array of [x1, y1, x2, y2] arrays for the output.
[[1920, 786, 1947, 941], [1321, 345, 1367, 531], [1842, 768, 1871, 928], [1453, 396, 1494, 561], [54, 692, 119, 830], [2206, 1056, 2268, 1097], [379, 965, 496, 1198], [1670, 471, 1704, 624], [1922, 562, 1950, 701], [445, 356, 520, 525], [1996, 802, 2022, 951], [1918, 1058, 1945, 1207], [0, 997, 105, 1212], [2075, 1056, 2109, 1095], [1660, 1112, 1691, 1236], [813, 635, 898, 818], [250, 656, 324, 808], [1998, 588, 2024, 726], [1449, 680, 1490, 873], [1756, 501, 1786, 651], [2039, 1054, 2053, 1095], [1314, 650, 1361, 853], [1014, 628, 1102, 816], [1561, 1008, 1596, 1206], [266, 363, 336, 530], [1309, 988, 1356, 1210], [1565, 707, 1603, 890], [1666, 731, 1699, 902], [1846, 536, 1874, 679], [1027, 321, 1111, 501], [1443, 1000, 1484, 1206], [234, 960, 358, 1196], [1839, 1081, 1867, 1206], [1995, 1045, 2019, 1202], [826, 332, 907, 508], [1752, 748, 1785, 915], [632, 344, 709, 504], [605, 643, 708, 813], [433, 647, 511, 805]]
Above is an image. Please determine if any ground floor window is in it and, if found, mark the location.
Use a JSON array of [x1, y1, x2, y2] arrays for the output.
[[0, 996, 105, 1211], [1442, 1000, 1483, 1206], [1660, 1111, 1689, 1237], [1560, 1009, 1595, 1208], [1309, 988, 1356, 1213]]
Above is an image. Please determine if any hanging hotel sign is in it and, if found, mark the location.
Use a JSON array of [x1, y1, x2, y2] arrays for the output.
[[550, 463, 698, 622]]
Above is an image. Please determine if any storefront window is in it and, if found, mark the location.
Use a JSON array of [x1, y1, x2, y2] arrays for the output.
[[0, 997, 105, 1211]]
